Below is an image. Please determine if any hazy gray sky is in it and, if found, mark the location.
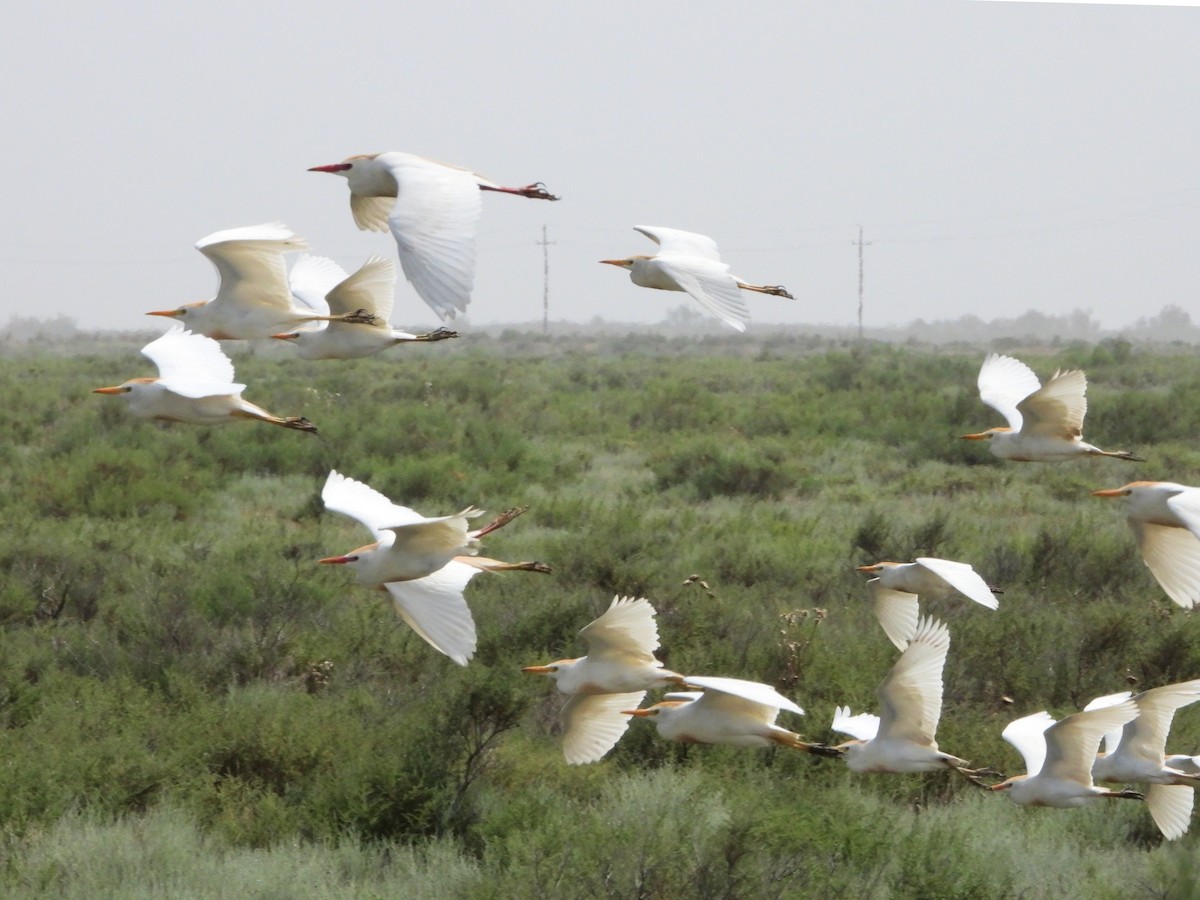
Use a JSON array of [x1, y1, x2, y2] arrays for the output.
[[5, 2, 1199, 332]]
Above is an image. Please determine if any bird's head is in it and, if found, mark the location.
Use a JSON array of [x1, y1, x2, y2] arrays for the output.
[[146, 301, 204, 320], [622, 699, 691, 718], [317, 541, 376, 568], [855, 562, 899, 575], [270, 332, 301, 342], [599, 257, 635, 270], [1092, 484, 1135, 499], [92, 376, 154, 396], [961, 427, 1008, 441], [521, 659, 576, 679], [308, 153, 380, 179]]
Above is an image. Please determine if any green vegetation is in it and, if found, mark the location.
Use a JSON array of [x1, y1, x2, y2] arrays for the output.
[[2, 331, 1200, 897]]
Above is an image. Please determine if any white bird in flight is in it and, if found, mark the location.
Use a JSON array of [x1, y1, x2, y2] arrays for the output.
[[318, 470, 548, 665], [1091, 481, 1200, 609], [989, 702, 1144, 807], [146, 224, 378, 339], [855, 558, 1000, 650], [522, 596, 684, 765], [962, 353, 1142, 462], [1086, 680, 1200, 840], [828, 617, 977, 775], [92, 328, 316, 433], [624, 675, 825, 752], [600, 226, 794, 333], [271, 255, 457, 359], [308, 152, 559, 321], [318, 469, 532, 585]]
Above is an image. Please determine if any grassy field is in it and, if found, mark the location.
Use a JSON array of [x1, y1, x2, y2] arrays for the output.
[[2, 330, 1200, 898]]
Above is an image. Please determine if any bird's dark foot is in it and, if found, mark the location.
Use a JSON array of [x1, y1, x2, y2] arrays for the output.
[[1112, 789, 1146, 801], [282, 416, 319, 434], [764, 285, 794, 299], [513, 560, 553, 574], [473, 506, 529, 538], [342, 308, 381, 326], [1116, 450, 1145, 462], [806, 743, 846, 760], [957, 765, 1004, 779], [417, 327, 459, 342], [518, 182, 560, 201]]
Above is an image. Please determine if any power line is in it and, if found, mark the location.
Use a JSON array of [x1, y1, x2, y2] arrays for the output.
[[854, 225, 872, 341]]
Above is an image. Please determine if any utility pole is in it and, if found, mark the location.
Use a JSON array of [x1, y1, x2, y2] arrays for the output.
[[854, 225, 871, 341], [537, 225, 555, 334]]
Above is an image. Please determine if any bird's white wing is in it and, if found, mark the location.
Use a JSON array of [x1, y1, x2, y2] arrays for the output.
[[1146, 783, 1193, 841], [196, 223, 308, 314], [875, 617, 949, 744], [352, 195, 397, 232], [1165, 490, 1200, 542], [383, 155, 482, 320], [579, 596, 662, 663], [1121, 680, 1200, 764], [383, 560, 479, 666], [1041, 701, 1139, 785], [915, 558, 999, 610], [287, 254, 348, 317], [324, 256, 396, 327], [1132, 521, 1200, 609], [655, 259, 750, 332], [321, 470, 425, 538], [561, 691, 646, 765], [1083, 690, 1134, 752], [867, 580, 920, 651], [831, 705, 881, 741], [1016, 369, 1087, 440], [1002, 711, 1056, 776], [682, 675, 803, 718], [977, 354, 1041, 430], [633, 225, 723, 262], [385, 508, 482, 558], [140, 328, 243, 398]]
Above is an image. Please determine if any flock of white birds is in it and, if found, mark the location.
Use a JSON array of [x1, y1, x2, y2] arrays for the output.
[[88, 150, 1200, 843]]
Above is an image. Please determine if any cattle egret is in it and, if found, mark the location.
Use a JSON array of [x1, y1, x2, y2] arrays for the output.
[[624, 675, 825, 751], [1092, 481, 1200, 609], [318, 469, 529, 585], [962, 353, 1142, 461], [989, 702, 1144, 807], [146, 224, 377, 339], [828, 617, 977, 774], [1087, 680, 1200, 840], [523, 596, 683, 764], [319, 471, 548, 666], [92, 328, 316, 432], [271, 256, 457, 358], [600, 226, 793, 333], [308, 152, 558, 320], [855, 558, 1000, 650]]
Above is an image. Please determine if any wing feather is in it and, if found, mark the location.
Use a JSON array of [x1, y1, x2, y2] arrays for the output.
[[867, 580, 921, 651], [140, 328, 243, 398], [196, 223, 307, 314], [831, 705, 881, 741], [383, 561, 480, 666], [579, 596, 661, 664], [634, 225, 723, 262], [1133, 522, 1200, 609], [324, 256, 396, 327], [875, 617, 949, 744], [1041, 701, 1139, 784], [561, 692, 646, 764], [915, 557, 1000, 610], [321, 470, 425, 538], [655, 259, 750, 332], [384, 156, 482, 320], [1017, 369, 1087, 439], [977, 354, 1041, 430]]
